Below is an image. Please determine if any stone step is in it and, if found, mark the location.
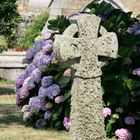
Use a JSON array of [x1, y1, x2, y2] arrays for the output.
[[0, 51, 26, 68], [0, 51, 26, 80]]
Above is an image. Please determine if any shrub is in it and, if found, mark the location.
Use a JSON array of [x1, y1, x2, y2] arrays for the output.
[[18, 12, 49, 49], [0, 0, 20, 47], [0, 36, 7, 53], [15, 1, 140, 139]]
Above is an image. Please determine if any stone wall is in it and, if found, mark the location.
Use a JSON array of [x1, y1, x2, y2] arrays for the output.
[[0, 51, 26, 81], [122, 0, 140, 16], [49, 0, 140, 18]]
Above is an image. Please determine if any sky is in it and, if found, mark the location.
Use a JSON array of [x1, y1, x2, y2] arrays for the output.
[[29, 0, 51, 7]]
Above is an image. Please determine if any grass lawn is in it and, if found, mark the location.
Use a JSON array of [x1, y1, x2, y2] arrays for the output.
[[0, 83, 69, 140]]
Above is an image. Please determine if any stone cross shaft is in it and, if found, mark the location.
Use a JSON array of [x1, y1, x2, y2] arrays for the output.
[[54, 14, 118, 140]]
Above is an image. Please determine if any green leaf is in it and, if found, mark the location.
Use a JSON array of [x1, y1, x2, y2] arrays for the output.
[[107, 95, 117, 106], [65, 107, 71, 116], [120, 92, 129, 106], [54, 121, 62, 129], [59, 77, 71, 88], [52, 107, 63, 121], [64, 91, 71, 101], [105, 122, 112, 133]]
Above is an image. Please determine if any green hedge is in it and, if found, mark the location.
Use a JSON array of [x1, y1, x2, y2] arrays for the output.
[[18, 12, 49, 49], [0, 0, 20, 47]]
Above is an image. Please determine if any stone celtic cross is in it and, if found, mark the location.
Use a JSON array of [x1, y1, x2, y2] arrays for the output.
[[54, 14, 118, 140]]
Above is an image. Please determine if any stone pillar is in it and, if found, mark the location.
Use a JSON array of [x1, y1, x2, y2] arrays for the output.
[[53, 14, 118, 140]]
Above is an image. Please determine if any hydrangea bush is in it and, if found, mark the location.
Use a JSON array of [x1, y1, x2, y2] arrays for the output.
[[15, 1, 140, 139], [16, 27, 72, 130]]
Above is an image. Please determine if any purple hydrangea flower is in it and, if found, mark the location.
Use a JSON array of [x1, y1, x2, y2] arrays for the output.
[[16, 91, 22, 106], [19, 87, 29, 99], [55, 95, 64, 104], [31, 68, 42, 83], [103, 107, 111, 118], [44, 111, 52, 120], [32, 51, 44, 66], [42, 43, 53, 54], [29, 96, 46, 111], [99, 15, 107, 22], [41, 76, 53, 87], [33, 40, 44, 53], [26, 63, 37, 76], [38, 54, 53, 71], [41, 39, 51, 47], [26, 48, 35, 60], [42, 31, 52, 40], [63, 117, 71, 130], [15, 73, 27, 89], [124, 116, 135, 125], [22, 76, 35, 91], [115, 128, 132, 140], [132, 68, 140, 77], [36, 119, 47, 129], [39, 54, 53, 65], [23, 112, 31, 122], [39, 84, 60, 99]]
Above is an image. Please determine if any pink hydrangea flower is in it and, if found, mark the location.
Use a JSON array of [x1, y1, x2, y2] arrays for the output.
[[124, 116, 135, 125], [115, 128, 132, 140], [103, 107, 111, 118], [132, 68, 140, 76], [63, 68, 72, 77], [63, 117, 71, 130], [55, 95, 64, 104]]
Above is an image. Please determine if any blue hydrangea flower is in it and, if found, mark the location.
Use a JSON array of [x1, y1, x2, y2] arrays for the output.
[[44, 111, 52, 120], [41, 76, 53, 87], [128, 23, 140, 35], [39, 84, 60, 99], [26, 48, 35, 60], [36, 118, 47, 129], [29, 96, 46, 111]]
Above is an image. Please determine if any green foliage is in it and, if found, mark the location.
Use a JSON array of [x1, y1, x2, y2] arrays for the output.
[[48, 16, 70, 34], [18, 12, 49, 49], [0, 36, 7, 52], [0, 0, 20, 47]]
